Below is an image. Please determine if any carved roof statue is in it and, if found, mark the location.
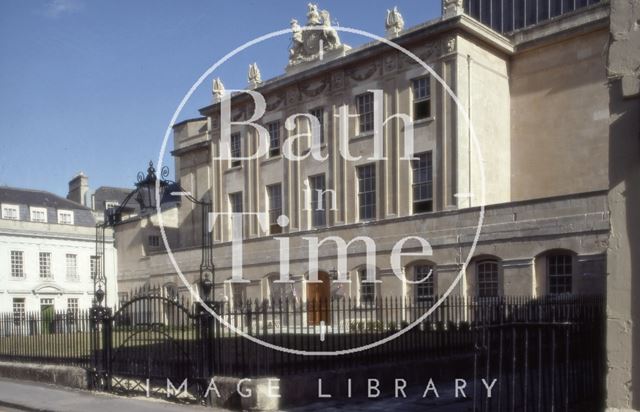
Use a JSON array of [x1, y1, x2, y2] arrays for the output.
[[212, 77, 225, 102], [248, 63, 262, 89], [443, 0, 464, 18], [385, 6, 405, 38], [287, 4, 350, 71], [307, 3, 321, 25]]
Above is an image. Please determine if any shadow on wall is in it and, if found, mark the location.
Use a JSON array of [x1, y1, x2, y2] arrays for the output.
[[608, 78, 640, 409]]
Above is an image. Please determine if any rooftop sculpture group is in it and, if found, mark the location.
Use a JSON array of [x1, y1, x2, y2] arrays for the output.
[[288, 3, 349, 68]]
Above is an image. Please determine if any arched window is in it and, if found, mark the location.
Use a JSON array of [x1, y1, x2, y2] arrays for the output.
[[548, 254, 572, 295], [358, 268, 376, 305], [267, 275, 295, 305], [476, 261, 499, 297], [414, 264, 435, 302]]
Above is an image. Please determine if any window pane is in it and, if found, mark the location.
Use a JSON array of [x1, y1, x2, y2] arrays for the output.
[[415, 265, 435, 301], [356, 93, 374, 133], [268, 121, 281, 157], [477, 261, 499, 297], [548, 254, 572, 295], [66, 254, 78, 281], [90, 255, 101, 280], [357, 165, 376, 220], [309, 108, 324, 144], [229, 192, 243, 213], [39, 252, 51, 278], [412, 152, 433, 213], [309, 175, 327, 227], [230, 133, 242, 167], [268, 184, 282, 234], [11, 251, 24, 278], [13, 298, 25, 325], [359, 269, 376, 305], [412, 77, 431, 120]]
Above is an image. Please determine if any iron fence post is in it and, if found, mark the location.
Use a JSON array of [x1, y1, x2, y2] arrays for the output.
[[196, 301, 212, 403], [89, 305, 112, 391]]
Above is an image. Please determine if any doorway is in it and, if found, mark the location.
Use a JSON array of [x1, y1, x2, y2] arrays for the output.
[[306, 271, 331, 325], [40, 298, 54, 334]]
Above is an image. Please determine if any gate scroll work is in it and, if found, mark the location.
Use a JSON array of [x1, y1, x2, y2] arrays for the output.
[[90, 289, 217, 404]]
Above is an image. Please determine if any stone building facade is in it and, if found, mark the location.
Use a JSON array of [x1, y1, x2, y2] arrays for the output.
[[117, 3, 610, 308]]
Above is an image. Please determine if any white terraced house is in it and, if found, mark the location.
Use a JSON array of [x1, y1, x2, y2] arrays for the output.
[[0, 186, 118, 318]]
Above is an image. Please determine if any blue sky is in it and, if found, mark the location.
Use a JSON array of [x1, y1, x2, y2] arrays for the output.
[[0, 0, 441, 197]]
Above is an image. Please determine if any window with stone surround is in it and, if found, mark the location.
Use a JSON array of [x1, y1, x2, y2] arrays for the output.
[[267, 120, 281, 157], [11, 251, 24, 278], [414, 264, 435, 302], [66, 253, 78, 281], [13, 298, 25, 325], [356, 92, 374, 134], [57, 210, 74, 225], [230, 132, 242, 167], [309, 174, 327, 227], [228, 192, 243, 238], [477, 260, 499, 297], [39, 252, 52, 278], [1, 204, 19, 220], [309, 107, 324, 144], [548, 254, 573, 295], [90, 255, 100, 280], [412, 76, 431, 120], [67, 298, 79, 314], [412, 151, 433, 213], [267, 183, 282, 234], [148, 235, 160, 248], [357, 164, 376, 221], [30, 207, 47, 223], [358, 268, 376, 306]]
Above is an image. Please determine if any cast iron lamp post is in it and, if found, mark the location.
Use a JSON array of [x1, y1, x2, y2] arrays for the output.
[[94, 160, 215, 307]]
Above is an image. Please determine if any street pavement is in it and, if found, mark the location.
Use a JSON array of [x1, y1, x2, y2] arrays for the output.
[[0, 378, 220, 412], [285, 383, 474, 412], [0, 378, 475, 412]]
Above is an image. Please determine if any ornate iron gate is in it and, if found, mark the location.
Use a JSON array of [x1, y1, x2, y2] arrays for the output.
[[90, 289, 215, 403]]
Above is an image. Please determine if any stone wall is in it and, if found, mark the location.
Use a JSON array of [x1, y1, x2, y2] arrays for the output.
[[606, 0, 640, 410]]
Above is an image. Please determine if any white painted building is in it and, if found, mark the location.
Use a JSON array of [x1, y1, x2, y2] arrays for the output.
[[0, 187, 117, 315]]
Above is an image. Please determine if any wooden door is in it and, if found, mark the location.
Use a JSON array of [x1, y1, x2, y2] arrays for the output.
[[306, 271, 331, 325]]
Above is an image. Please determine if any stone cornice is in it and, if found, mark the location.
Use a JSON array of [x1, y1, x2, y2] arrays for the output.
[[0, 229, 109, 243]]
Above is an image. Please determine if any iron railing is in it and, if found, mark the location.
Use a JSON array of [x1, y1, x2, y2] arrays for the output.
[[0, 310, 92, 368], [0, 292, 604, 410]]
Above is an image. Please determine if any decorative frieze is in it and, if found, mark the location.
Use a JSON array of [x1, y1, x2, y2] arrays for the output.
[[383, 53, 398, 75], [299, 78, 328, 98], [347, 62, 379, 82], [266, 94, 284, 112], [331, 70, 345, 91]]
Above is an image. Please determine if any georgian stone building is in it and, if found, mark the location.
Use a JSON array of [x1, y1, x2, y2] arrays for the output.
[[117, 1, 610, 308]]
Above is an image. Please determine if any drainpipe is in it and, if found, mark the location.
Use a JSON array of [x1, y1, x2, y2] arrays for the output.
[[467, 54, 472, 207]]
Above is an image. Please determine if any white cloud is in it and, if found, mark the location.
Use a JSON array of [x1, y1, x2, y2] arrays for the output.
[[44, 0, 84, 18]]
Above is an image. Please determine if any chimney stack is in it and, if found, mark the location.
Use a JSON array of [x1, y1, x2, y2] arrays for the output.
[[67, 172, 89, 207]]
